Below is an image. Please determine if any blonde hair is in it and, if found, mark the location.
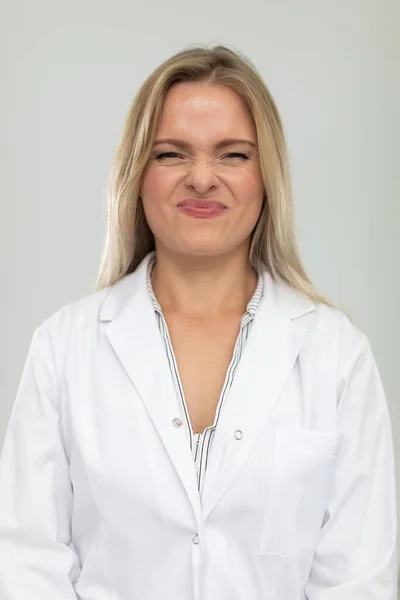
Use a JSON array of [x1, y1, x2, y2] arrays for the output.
[[96, 43, 329, 305]]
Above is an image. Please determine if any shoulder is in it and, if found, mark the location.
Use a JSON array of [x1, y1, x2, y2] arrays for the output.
[[268, 272, 368, 361], [269, 271, 371, 380], [303, 300, 373, 390], [28, 287, 112, 364], [34, 262, 145, 342], [31, 266, 139, 354], [35, 287, 109, 337], [312, 301, 369, 356]]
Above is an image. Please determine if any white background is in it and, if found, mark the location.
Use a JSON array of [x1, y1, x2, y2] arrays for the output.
[[1, 0, 399, 570]]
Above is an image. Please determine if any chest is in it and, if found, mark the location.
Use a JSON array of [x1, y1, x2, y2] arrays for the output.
[[163, 312, 243, 434]]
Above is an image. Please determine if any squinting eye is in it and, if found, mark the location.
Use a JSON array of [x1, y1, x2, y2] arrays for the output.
[[154, 151, 251, 162], [224, 152, 250, 160], [155, 152, 182, 160]]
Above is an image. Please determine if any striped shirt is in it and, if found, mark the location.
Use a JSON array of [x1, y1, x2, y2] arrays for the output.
[[146, 257, 264, 494]]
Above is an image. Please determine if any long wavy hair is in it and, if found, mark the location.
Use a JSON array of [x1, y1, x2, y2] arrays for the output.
[[96, 43, 329, 305]]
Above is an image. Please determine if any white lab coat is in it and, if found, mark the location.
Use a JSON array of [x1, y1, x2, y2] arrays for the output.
[[0, 251, 397, 599]]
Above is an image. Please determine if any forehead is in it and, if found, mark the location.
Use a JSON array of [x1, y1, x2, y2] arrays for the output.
[[157, 82, 256, 139]]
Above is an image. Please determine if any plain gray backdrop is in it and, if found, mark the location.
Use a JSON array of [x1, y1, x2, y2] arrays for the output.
[[1, 0, 399, 567]]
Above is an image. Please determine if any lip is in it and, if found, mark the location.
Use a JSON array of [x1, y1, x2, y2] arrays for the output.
[[177, 199, 228, 219]]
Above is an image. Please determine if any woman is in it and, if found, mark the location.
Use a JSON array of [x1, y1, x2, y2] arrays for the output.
[[0, 45, 397, 599]]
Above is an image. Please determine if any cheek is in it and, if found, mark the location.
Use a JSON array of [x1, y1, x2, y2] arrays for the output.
[[141, 169, 175, 225], [234, 173, 264, 219], [238, 198, 263, 236], [141, 168, 177, 200], [234, 168, 264, 195], [140, 169, 178, 239]]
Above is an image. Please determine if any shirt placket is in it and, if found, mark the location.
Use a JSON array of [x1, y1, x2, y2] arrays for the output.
[[147, 257, 264, 495]]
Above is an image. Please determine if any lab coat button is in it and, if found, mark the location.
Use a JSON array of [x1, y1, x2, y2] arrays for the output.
[[172, 418, 183, 428], [192, 534, 200, 545], [234, 429, 243, 440]]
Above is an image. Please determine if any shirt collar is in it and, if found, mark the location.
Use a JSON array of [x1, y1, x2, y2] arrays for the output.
[[146, 255, 264, 318]]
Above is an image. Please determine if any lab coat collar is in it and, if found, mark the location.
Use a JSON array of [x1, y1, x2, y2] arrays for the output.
[[99, 250, 315, 323], [99, 252, 316, 522]]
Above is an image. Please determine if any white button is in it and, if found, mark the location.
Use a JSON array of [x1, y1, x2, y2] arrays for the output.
[[234, 429, 243, 440], [192, 534, 200, 545], [172, 418, 183, 428]]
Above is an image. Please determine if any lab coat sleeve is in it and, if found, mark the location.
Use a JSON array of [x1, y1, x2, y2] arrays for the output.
[[305, 323, 398, 599], [0, 326, 80, 599]]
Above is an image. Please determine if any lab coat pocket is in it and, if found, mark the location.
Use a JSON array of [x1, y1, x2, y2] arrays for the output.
[[258, 425, 343, 559]]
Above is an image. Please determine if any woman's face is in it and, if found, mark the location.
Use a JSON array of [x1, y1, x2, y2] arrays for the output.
[[140, 82, 264, 259]]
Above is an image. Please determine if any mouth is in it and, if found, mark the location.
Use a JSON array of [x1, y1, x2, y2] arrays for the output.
[[177, 199, 228, 219]]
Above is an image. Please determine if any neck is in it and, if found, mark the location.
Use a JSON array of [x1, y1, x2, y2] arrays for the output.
[[150, 244, 258, 319]]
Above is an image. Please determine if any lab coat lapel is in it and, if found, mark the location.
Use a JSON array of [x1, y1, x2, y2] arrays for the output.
[[100, 253, 202, 524], [201, 271, 315, 520]]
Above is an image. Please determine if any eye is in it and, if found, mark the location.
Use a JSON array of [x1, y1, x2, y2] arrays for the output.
[[155, 152, 182, 160], [224, 152, 250, 160]]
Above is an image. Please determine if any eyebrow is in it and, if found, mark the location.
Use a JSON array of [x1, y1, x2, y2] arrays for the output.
[[152, 138, 257, 150]]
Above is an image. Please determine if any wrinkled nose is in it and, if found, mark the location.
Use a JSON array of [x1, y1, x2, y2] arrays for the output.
[[185, 160, 218, 195]]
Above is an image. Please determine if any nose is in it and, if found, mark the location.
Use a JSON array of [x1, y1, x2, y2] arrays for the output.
[[185, 159, 218, 195]]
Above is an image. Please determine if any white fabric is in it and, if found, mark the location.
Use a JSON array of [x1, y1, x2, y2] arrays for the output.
[[0, 250, 397, 599]]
